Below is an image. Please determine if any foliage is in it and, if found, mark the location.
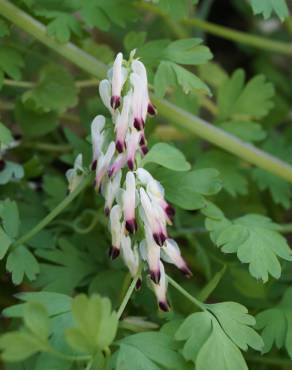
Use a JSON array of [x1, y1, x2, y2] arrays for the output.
[[0, 1, 291, 370]]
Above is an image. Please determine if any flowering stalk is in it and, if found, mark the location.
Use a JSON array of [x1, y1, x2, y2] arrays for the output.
[[68, 52, 192, 311]]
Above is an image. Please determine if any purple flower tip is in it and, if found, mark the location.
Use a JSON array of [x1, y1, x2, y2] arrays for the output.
[[141, 145, 148, 155], [127, 159, 134, 171], [165, 204, 175, 219], [109, 246, 120, 260], [104, 207, 110, 217], [150, 270, 161, 284], [0, 159, 6, 172], [134, 117, 143, 131], [147, 103, 157, 116], [125, 219, 138, 234], [153, 233, 165, 247], [110, 96, 121, 109], [115, 140, 124, 153], [91, 159, 97, 171], [135, 278, 142, 290], [181, 265, 193, 278], [159, 301, 170, 312]]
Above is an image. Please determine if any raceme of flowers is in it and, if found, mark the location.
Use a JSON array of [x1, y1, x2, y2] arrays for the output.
[[67, 52, 192, 311]]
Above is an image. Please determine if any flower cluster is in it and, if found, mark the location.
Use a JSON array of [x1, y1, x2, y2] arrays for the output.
[[73, 52, 191, 311]]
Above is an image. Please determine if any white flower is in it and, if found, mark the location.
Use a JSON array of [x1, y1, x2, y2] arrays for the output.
[[123, 171, 137, 234], [162, 239, 192, 277], [140, 227, 161, 283], [108, 153, 127, 178], [99, 79, 113, 114], [95, 141, 115, 190], [103, 170, 122, 216], [151, 262, 169, 311], [66, 154, 84, 193], [126, 129, 141, 170], [139, 187, 167, 246], [110, 52, 126, 109], [91, 115, 105, 170], [109, 205, 123, 259], [130, 73, 145, 130], [131, 59, 156, 116], [120, 235, 140, 277], [115, 91, 133, 153]]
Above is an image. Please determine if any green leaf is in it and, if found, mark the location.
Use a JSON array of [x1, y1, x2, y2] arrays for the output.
[[142, 143, 190, 171], [0, 332, 44, 362], [156, 0, 191, 20], [4, 291, 72, 318], [217, 69, 274, 121], [163, 38, 213, 65], [22, 64, 78, 112], [6, 245, 40, 285], [176, 302, 262, 370], [0, 161, 24, 185], [0, 122, 13, 146], [196, 150, 248, 197], [15, 100, 58, 138], [219, 121, 266, 142], [65, 294, 118, 354], [250, 0, 289, 21], [0, 46, 24, 80], [36, 10, 82, 43], [154, 61, 210, 98], [23, 302, 50, 341], [35, 238, 96, 294], [0, 199, 20, 238], [256, 287, 292, 357], [0, 226, 11, 259], [116, 331, 187, 370], [206, 212, 292, 282], [252, 136, 292, 209], [137, 40, 170, 67], [80, 0, 136, 31], [124, 31, 147, 52], [153, 167, 222, 210]]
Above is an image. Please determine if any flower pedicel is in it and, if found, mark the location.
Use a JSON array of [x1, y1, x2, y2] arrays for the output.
[[67, 52, 192, 311]]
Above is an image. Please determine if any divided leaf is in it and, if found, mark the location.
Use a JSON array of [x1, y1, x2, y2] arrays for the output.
[[256, 287, 292, 358], [217, 69, 274, 121], [206, 212, 292, 282], [115, 331, 187, 370], [0, 47, 24, 80], [6, 245, 40, 285], [65, 294, 118, 354], [176, 302, 263, 370], [250, 0, 289, 21]]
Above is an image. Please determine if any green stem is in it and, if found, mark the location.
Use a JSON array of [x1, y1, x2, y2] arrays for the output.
[[22, 142, 71, 153], [276, 223, 292, 234], [167, 274, 206, 311], [247, 354, 292, 367], [117, 271, 141, 319], [48, 348, 91, 362], [183, 17, 292, 55], [3, 0, 292, 183], [13, 173, 93, 247], [3, 78, 35, 88], [153, 98, 292, 183]]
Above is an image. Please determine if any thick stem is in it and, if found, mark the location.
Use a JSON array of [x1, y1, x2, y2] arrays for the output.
[[167, 274, 206, 311], [2, 0, 292, 183], [13, 173, 93, 247], [153, 98, 292, 183], [183, 17, 292, 55]]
